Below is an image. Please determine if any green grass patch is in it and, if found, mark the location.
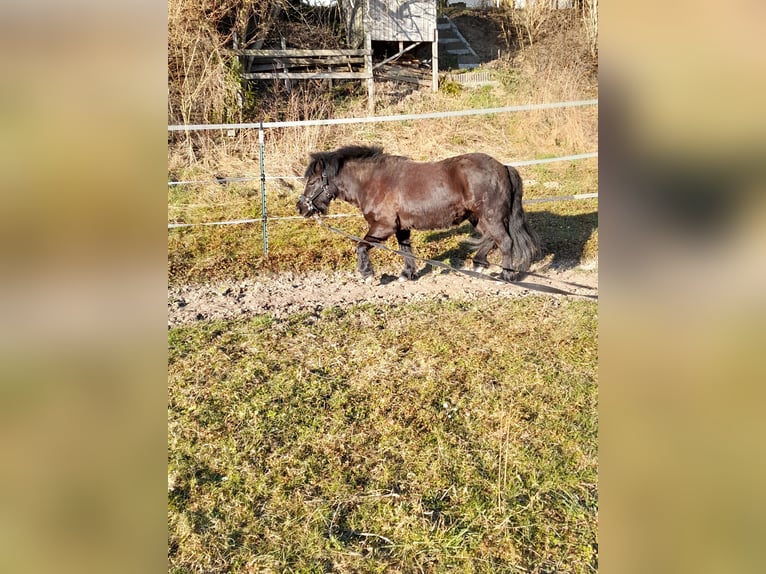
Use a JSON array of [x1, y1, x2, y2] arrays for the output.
[[168, 297, 598, 572]]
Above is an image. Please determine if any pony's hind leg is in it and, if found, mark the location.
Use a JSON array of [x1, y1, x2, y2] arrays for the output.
[[395, 229, 417, 280], [468, 216, 494, 272], [483, 220, 519, 282], [471, 235, 495, 272]]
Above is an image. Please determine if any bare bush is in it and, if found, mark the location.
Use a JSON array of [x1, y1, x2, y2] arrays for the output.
[[503, 1, 556, 48], [168, 0, 288, 128]]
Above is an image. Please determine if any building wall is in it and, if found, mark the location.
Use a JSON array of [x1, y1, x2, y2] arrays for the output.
[[368, 0, 437, 42], [342, 0, 438, 45]]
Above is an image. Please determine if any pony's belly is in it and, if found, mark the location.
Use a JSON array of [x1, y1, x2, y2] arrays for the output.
[[403, 209, 469, 230]]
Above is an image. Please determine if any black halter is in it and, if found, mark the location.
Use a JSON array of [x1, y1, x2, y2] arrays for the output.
[[300, 173, 335, 213]]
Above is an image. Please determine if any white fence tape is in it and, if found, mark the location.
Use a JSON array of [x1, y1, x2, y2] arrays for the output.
[[167, 99, 597, 132], [510, 152, 598, 167], [168, 194, 598, 229], [167, 152, 598, 187], [168, 213, 361, 229], [168, 175, 305, 187]]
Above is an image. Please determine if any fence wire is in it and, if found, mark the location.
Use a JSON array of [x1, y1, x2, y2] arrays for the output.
[[167, 152, 598, 188], [168, 99, 597, 132]]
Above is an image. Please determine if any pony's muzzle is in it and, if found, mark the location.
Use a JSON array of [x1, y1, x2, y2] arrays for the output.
[[296, 195, 314, 217]]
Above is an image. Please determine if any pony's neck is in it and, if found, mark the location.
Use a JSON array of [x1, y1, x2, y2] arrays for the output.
[[334, 161, 375, 207]]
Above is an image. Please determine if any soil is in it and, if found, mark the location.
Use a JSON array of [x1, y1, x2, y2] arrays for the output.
[[450, 11, 507, 64], [168, 264, 597, 327]]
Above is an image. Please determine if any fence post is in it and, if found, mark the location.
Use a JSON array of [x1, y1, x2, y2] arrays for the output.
[[432, 27, 439, 93], [259, 121, 268, 256], [364, 11, 374, 114]]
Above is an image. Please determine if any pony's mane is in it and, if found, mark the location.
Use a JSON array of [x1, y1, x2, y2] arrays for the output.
[[304, 145, 386, 180]]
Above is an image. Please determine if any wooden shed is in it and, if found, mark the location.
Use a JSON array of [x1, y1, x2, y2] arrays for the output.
[[343, 0, 437, 43], [342, 0, 439, 94], [235, 1, 439, 115], [368, 0, 437, 43]]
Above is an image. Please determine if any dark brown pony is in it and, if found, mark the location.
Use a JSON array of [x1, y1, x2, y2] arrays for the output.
[[297, 145, 540, 282]]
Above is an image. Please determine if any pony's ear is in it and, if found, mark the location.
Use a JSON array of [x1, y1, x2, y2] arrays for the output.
[[313, 159, 324, 175]]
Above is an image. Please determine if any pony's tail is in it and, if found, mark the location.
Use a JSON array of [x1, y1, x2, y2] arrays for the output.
[[506, 165, 541, 272]]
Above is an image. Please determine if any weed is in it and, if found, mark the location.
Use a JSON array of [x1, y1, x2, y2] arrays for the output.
[[440, 80, 463, 96]]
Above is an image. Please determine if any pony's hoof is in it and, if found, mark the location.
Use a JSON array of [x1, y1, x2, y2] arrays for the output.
[[473, 265, 487, 274], [502, 270, 521, 282], [398, 272, 414, 282], [362, 275, 375, 285]]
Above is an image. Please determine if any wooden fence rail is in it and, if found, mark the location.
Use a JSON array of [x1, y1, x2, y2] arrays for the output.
[[242, 71, 371, 80], [232, 49, 371, 57], [231, 48, 374, 112]]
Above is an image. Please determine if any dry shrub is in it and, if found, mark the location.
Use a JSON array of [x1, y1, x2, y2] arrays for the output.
[[262, 87, 339, 177], [502, 0, 555, 48], [502, 7, 597, 153], [168, 0, 292, 127], [168, 0, 356, 168], [499, 2, 597, 59], [170, 0, 233, 127]]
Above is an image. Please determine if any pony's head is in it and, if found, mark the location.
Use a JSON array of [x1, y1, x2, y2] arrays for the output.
[[297, 146, 384, 217], [296, 157, 335, 217]]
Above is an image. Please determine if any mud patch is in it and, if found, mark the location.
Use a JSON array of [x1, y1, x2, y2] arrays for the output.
[[168, 265, 597, 327]]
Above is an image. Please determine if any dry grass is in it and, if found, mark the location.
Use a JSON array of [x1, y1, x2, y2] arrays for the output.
[[168, 296, 598, 572], [168, 0, 242, 126]]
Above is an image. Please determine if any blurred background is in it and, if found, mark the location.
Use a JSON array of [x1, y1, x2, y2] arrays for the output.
[[600, 2, 766, 573], [0, 2, 167, 573]]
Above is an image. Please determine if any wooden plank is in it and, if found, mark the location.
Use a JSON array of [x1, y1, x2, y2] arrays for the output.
[[247, 56, 364, 65], [372, 42, 422, 70], [375, 73, 433, 87], [432, 29, 438, 92], [279, 37, 291, 94], [246, 57, 364, 71], [247, 62, 364, 73], [365, 17, 374, 114], [233, 49, 370, 57], [374, 61, 432, 87], [242, 71, 372, 80]]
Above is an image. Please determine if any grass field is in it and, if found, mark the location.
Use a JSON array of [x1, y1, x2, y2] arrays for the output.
[[168, 297, 597, 573]]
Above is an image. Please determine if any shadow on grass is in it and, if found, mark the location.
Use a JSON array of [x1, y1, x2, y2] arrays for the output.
[[412, 210, 598, 277], [528, 210, 598, 269]]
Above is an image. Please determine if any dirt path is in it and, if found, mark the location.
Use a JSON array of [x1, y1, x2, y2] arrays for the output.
[[168, 264, 597, 327]]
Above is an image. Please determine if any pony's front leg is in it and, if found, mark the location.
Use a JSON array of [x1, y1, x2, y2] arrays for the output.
[[356, 239, 375, 282], [356, 227, 393, 283], [395, 229, 417, 281]]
